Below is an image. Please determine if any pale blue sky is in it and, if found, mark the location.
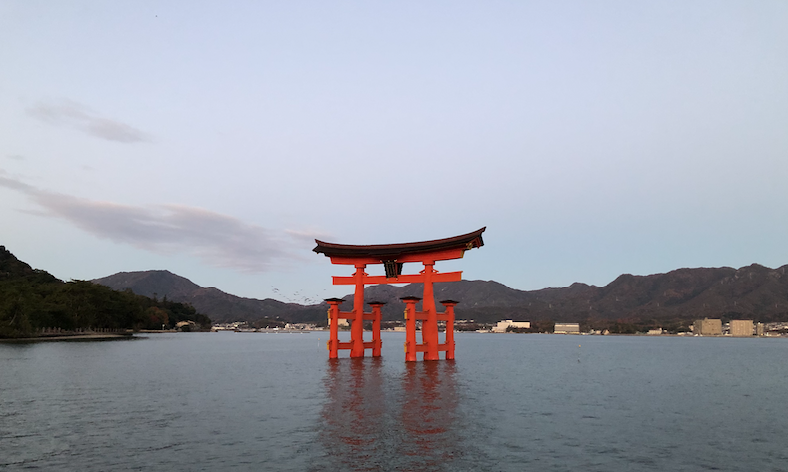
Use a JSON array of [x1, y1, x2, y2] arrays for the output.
[[1, 1, 786, 303]]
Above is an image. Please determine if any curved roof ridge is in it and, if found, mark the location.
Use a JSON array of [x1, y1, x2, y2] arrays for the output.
[[313, 227, 485, 259]]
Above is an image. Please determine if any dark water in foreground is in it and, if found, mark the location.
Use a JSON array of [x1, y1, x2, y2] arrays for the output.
[[1, 332, 787, 471]]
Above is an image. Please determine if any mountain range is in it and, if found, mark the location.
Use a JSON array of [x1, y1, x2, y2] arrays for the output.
[[91, 270, 321, 324], [93, 263, 788, 330]]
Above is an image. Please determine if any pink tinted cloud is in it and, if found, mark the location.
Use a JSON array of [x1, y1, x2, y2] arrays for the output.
[[0, 174, 305, 272], [27, 99, 151, 143]]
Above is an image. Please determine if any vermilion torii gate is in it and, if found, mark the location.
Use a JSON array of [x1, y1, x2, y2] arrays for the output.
[[313, 227, 485, 361]]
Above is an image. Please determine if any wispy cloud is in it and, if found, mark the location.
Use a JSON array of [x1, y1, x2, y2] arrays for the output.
[[27, 99, 151, 143], [0, 173, 306, 273], [0, 174, 35, 192], [286, 228, 334, 244], [7, 154, 25, 161]]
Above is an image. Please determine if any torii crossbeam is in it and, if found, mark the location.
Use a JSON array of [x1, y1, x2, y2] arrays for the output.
[[314, 227, 485, 361]]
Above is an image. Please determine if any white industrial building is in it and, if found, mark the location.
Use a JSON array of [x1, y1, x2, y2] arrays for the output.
[[493, 320, 531, 332], [554, 323, 580, 334]]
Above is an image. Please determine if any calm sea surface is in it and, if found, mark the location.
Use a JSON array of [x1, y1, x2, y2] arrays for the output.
[[2, 332, 787, 471]]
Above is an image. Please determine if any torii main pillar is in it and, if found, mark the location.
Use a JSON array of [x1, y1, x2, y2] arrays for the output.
[[314, 227, 485, 361]]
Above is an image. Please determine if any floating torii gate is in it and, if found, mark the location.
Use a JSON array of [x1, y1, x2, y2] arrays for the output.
[[313, 227, 485, 361]]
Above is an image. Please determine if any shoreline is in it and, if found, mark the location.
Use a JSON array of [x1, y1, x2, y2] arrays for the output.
[[0, 333, 136, 343]]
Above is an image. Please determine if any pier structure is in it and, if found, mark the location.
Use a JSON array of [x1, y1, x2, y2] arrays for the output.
[[314, 228, 485, 361]]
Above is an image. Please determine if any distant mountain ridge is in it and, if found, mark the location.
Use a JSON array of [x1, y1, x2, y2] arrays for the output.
[[93, 264, 788, 329], [92, 271, 323, 324]]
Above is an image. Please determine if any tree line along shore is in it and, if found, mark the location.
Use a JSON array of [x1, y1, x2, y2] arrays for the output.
[[0, 246, 211, 339]]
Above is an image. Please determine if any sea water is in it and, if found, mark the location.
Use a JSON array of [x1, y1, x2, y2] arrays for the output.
[[1, 332, 787, 471]]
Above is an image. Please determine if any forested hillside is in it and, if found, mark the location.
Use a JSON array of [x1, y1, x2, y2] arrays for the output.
[[0, 246, 210, 338]]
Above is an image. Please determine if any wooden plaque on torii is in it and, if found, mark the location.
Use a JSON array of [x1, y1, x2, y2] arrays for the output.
[[313, 227, 485, 361]]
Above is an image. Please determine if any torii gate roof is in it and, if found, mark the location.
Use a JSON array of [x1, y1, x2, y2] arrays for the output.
[[313, 227, 485, 261]]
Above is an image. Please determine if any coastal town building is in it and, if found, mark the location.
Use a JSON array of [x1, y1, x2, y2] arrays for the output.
[[693, 318, 722, 336], [730, 320, 754, 337], [492, 320, 531, 332], [554, 323, 580, 334], [284, 323, 319, 330]]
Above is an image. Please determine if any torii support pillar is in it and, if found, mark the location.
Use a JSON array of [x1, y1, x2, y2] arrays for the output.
[[325, 298, 343, 359], [369, 302, 384, 357], [440, 300, 459, 360], [314, 227, 485, 361], [402, 297, 420, 362], [324, 298, 384, 359], [402, 297, 460, 362]]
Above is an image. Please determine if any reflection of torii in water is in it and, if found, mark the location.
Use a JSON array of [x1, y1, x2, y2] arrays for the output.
[[317, 358, 463, 469], [313, 227, 485, 361]]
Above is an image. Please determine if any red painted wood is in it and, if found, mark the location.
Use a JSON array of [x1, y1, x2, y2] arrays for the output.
[[318, 229, 484, 362], [331, 271, 462, 286]]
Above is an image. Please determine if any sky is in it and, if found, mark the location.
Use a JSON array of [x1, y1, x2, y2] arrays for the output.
[[1, 1, 787, 304]]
